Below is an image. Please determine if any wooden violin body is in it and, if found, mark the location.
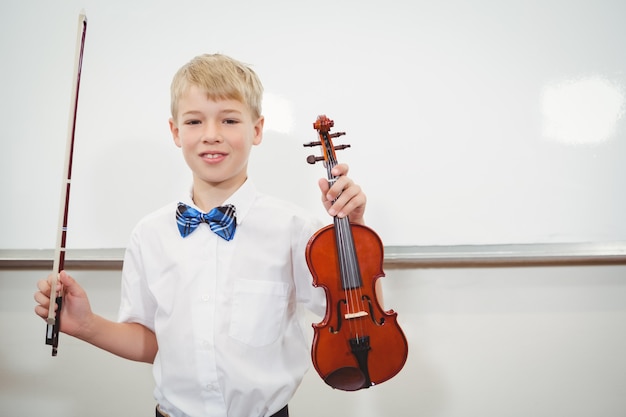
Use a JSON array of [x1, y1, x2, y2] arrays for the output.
[[304, 115, 408, 391], [307, 223, 408, 390]]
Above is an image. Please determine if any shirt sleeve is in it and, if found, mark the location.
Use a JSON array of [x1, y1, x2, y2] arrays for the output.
[[117, 225, 157, 331], [292, 216, 327, 317]]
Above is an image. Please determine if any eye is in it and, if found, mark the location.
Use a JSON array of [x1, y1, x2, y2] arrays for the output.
[[184, 119, 201, 126], [223, 118, 239, 125]]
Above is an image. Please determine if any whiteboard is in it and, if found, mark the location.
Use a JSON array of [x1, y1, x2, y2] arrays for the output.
[[1, 0, 625, 249]]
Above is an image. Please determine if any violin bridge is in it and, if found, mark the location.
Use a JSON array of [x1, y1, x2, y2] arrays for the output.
[[344, 311, 368, 320]]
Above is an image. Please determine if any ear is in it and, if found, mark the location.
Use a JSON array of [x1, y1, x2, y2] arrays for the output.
[[169, 118, 182, 148], [252, 116, 264, 146]]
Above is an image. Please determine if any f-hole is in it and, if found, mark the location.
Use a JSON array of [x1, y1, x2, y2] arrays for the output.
[[362, 295, 385, 326], [329, 299, 347, 334]]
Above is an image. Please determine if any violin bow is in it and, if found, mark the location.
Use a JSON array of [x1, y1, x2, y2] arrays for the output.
[[45, 12, 88, 356]]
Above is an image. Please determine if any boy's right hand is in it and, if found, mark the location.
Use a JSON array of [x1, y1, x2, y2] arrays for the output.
[[34, 271, 94, 339]]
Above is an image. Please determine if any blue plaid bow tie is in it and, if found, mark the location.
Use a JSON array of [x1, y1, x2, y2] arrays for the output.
[[176, 203, 237, 241]]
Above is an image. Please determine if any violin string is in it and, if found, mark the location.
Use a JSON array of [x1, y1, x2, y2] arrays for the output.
[[345, 221, 366, 341], [337, 218, 356, 338], [338, 216, 366, 341], [324, 131, 367, 343], [325, 150, 353, 337]]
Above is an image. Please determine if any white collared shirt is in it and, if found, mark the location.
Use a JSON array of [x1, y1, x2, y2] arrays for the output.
[[118, 180, 326, 417]]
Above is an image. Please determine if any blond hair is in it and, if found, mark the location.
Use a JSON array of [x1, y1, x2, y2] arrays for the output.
[[170, 53, 263, 120]]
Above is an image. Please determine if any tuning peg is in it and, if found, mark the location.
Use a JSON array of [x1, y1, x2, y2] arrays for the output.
[[333, 144, 351, 151], [303, 141, 321, 147], [329, 132, 346, 139], [306, 155, 325, 164]]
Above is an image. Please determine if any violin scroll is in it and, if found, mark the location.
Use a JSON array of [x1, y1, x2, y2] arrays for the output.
[[303, 115, 349, 165]]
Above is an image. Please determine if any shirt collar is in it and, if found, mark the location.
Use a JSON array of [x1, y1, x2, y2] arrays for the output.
[[222, 179, 256, 226], [181, 179, 257, 226]]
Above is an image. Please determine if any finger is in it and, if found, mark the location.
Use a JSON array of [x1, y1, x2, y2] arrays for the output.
[[35, 305, 49, 320], [34, 289, 51, 306], [45, 272, 58, 284], [45, 272, 65, 298], [318, 178, 333, 211], [34, 288, 56, 320], [326, 176, 354, 202], [59, 270, 81, 297], [322, 164, 350, 198], [34, 302, 55, 319], [37, 279, 51, 296], [318, 177, 330, 196], [330, 163, 350, 177], [332, 187, 364, 218]]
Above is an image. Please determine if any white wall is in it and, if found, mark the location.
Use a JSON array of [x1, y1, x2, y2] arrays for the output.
[[3, 265, 626, 416], [2, 0, 626, 249]]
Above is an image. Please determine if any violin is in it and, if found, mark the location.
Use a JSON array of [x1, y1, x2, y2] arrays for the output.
[[304, 115, 408, 391]]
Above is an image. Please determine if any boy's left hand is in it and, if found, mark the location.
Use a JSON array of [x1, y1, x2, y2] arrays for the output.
[[318, 163, 366, 225]]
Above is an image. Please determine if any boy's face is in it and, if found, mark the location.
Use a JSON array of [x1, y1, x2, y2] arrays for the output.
[[170, 85, 263, 194]]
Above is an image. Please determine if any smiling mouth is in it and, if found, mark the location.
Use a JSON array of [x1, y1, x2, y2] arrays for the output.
[[201, 152, 226, 159]]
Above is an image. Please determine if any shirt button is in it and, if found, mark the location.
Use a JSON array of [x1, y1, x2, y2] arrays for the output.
[[201, 295, 210, 302]]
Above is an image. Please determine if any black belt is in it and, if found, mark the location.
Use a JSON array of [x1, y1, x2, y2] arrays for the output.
[[271, 405, 289, 417], [156, 404, 288, 417]]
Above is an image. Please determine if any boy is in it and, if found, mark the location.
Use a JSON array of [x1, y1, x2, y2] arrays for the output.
[[34, 53, 367, 417]]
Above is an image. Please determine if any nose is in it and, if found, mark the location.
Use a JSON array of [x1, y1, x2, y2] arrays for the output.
[[202, 120, 223, 143]]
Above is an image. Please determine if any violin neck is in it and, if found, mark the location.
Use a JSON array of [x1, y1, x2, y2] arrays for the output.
[[333, 215, 363, 290], [316, 121, 363, 290]]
